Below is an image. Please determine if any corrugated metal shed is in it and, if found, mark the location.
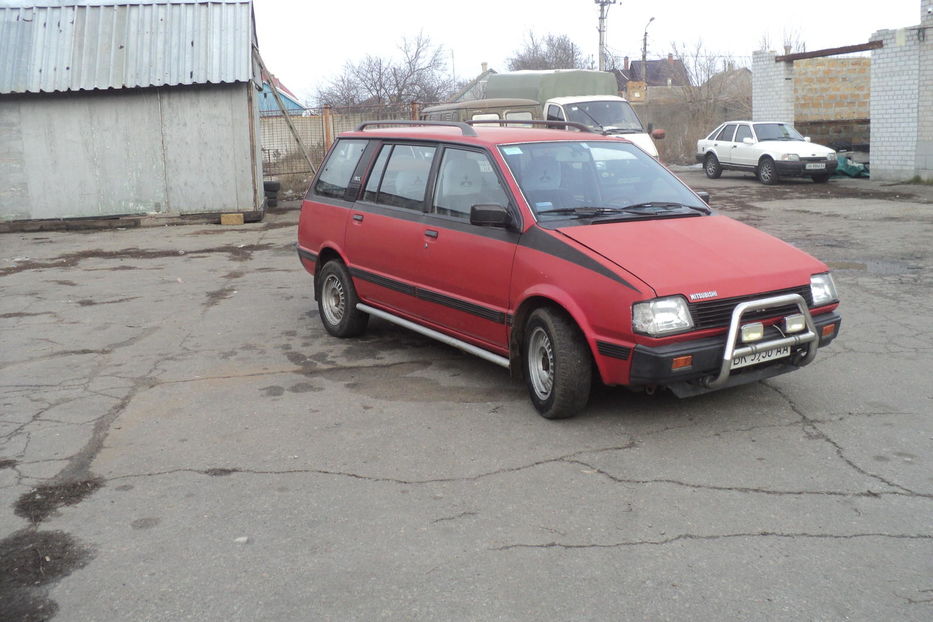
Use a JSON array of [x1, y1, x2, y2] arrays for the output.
[[0, 0, 255, 94]]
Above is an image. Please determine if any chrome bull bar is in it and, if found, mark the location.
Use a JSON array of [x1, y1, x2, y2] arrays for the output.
[[704, 293, 818, 389]]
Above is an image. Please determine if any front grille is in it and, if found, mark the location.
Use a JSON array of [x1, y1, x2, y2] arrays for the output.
[[688, 285, 812, 330]]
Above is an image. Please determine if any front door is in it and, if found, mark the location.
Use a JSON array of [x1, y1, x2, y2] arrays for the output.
[[416, 146, 519, 352]]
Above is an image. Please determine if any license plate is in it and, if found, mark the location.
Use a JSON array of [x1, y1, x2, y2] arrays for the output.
[[732, 346, 791, 369], [805, 163, 826, 170]]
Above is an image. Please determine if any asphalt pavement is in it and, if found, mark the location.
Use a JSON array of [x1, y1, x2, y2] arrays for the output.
[[1, 170, 931, 621]]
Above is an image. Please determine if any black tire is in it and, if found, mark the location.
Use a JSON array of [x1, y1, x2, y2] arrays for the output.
[[263, 180, 281, 193], [812, 173, 831, 183], [522, 308, 592, 419], [316, 260, 368, 338], [704, 153, 722, 179], [266, 197, 278, 207], [757, 157, 778, 185]]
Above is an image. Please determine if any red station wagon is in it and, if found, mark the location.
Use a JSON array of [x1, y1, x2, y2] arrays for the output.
[[297, 121, 841, 419]]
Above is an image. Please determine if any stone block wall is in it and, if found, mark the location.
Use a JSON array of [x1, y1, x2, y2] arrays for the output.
[[795, 58, 870, 122]]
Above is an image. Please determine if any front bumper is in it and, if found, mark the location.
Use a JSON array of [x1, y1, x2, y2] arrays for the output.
[[628, 308, 841, 397], [774, 159, 838, 177]]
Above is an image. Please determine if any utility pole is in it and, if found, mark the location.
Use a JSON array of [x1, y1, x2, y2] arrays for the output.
[[595, 0, 616, 72], [642, 16, 654, 82]]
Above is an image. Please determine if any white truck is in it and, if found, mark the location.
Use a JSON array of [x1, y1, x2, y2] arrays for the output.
[[484, 70, 665, 158], [421, 70, 664, 158]]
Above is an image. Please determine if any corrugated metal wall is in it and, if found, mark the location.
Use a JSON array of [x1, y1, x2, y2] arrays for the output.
[[0, 0, 254, 94]]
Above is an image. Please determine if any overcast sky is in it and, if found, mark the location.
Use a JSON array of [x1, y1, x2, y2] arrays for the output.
[[252, 0, 922, 104]]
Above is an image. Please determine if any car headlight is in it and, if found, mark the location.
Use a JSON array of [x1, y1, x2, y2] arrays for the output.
[[810, 273, 838, 306], [780, 153, 800, 161], [633, 296, 694, 336], [826, 152, 837, 161]]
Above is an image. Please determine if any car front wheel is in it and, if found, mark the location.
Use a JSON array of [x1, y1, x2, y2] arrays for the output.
[[522, 309, 591, 419], [757, 158, 777, 185], [317, 260, 369, 338], [704, 153, 722, 179]]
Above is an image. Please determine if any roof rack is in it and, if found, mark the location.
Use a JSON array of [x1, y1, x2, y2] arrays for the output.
[[465, 119, 595, 133], [354, 120, 477, 137]]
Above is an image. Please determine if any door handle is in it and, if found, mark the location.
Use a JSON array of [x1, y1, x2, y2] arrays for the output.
[[424, 229, 438, 239], [352, 213, 364, 222]]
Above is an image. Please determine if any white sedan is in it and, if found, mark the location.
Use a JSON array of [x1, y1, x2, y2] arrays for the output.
[[696, 121, 838, 184]]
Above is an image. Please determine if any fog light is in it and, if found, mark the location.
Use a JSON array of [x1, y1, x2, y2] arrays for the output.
[[672, 355, 693, 370], [821, 324, 836, 338], [784, 314, 806, 333], [741, 322, 764, 342]]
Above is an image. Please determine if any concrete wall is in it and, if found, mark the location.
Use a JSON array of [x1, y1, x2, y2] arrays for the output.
[[0, 83, 261, 221]]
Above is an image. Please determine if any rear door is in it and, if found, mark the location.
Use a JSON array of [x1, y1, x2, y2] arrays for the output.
[[344, 142, 437, 320], [712, 123, 738, 165]]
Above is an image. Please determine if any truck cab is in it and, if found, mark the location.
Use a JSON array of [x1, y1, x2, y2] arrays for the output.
[[544, 95, 662, 158]]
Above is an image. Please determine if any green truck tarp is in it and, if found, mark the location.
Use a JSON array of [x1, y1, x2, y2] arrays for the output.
[[484, 70, 619, 102]]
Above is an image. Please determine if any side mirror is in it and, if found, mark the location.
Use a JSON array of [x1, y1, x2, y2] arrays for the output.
[[696, 191, 711, 205], [651, 128, 666, 140], [743, 137, 754, 145], [804, 136, 811, 142], [470, 204, 511, 228]]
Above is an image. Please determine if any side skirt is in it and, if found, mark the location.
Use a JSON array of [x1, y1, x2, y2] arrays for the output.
[[356, 303, 511, 369]]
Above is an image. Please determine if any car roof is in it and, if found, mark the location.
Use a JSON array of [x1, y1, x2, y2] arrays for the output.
[[719, 121, 791, 125], [339, 124, 631, 146]]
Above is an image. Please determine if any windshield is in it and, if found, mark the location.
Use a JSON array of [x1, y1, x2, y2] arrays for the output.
[[564, 101, 644, 131], [499, 141, 708, 225], [753, 123, 804, 141]]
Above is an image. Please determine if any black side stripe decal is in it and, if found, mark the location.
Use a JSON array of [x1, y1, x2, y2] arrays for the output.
[[518, 226, 641, 292], [349, 266, 508, 325], [296, 246, 318, 262]]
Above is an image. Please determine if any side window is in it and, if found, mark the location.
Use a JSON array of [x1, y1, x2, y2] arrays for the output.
[[546, 105, 565, 121], [363, 145, 392, 202], [716, 124, 737, 142], [472, 113, 501, 120], [734, 124, 752, 143], [432, 149, 509, 220], [373, 144, 435, 210], [313, 139, 367, 199]]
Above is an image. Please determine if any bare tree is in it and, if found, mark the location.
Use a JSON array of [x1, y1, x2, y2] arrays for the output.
[[316, 32, 456, 107], [507, 32, 594, 71], [659, 41, 751, 162]]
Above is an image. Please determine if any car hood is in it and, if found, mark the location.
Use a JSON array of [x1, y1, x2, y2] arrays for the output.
[[556, 215, 827, 299], [759, 139, 835, 157]]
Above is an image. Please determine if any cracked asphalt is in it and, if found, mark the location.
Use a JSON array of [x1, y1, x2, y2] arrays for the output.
[[1, 171, 932, 621]]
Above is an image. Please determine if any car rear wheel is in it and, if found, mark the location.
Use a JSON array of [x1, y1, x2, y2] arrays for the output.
[[757, 158, 777, 185], [522, 308, 591, 419], [812, 173, 831, 183], [317, 260, 369, 338], [704, 153, 722, 179]]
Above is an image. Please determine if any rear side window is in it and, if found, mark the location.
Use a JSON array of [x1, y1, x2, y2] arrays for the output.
[[365, 144, 436, 210], [314, 139, 367, 199], [716, 124, 737, 142]]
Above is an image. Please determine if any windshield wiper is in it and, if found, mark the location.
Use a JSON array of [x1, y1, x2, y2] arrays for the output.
[[536, 206, 628, 217], [622, 201, 711, 215]]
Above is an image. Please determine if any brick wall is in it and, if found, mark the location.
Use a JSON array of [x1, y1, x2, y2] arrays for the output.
[[752, 51, 794, 122], [870, 26, 922, 180]]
